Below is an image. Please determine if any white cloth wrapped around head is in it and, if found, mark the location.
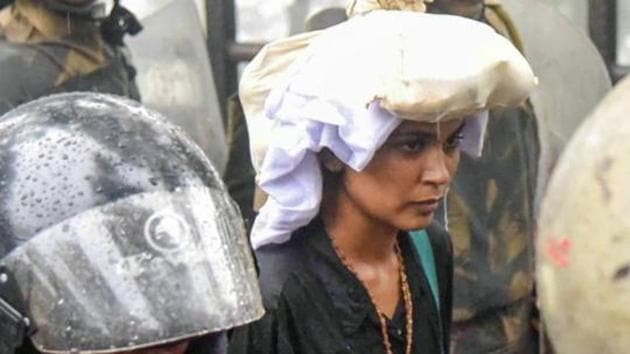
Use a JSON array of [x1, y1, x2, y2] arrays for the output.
[[240, 11, 537, 249]]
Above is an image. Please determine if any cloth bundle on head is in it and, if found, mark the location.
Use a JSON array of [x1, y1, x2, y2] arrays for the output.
[[240, 10, 537, 249]]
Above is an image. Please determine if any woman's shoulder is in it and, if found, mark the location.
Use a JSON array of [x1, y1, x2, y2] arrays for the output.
[[254, 224, 327, 309], [255, 239, 307, 305]]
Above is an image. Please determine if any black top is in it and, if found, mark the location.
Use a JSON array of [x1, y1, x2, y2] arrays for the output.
[[229, 219, 453, 354]]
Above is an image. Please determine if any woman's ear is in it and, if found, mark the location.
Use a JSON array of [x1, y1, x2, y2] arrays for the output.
[[320, 148, 344, 173]]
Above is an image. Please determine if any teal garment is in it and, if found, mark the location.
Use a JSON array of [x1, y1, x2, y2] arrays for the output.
[[411, 229, 440, 311]]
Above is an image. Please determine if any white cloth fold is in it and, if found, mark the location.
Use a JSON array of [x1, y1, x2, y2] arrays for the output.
[[251, 94, 401, 249]]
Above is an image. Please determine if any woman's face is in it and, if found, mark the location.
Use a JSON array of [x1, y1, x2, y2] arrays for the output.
[[339, 119, 464, 231]]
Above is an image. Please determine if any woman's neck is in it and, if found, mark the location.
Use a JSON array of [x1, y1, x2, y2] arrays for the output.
[[321, 186, 399, 263]]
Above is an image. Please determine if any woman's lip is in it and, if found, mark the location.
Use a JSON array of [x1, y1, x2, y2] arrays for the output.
[[414, 197, 443, 205], [409, 198, 442, 213]]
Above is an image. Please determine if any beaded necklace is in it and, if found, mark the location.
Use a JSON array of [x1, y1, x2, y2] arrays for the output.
[[331, 238, 414, 354]]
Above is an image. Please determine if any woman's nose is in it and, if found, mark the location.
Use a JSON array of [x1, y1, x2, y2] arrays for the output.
[[422, 147, 452, 188]]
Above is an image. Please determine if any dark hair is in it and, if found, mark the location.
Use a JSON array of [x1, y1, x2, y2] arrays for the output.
[[304, 7, 348, 32], [319, 148, 344, 206]]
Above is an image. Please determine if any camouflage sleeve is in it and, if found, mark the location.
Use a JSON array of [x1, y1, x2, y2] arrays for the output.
[[448, 105, 539, 354]]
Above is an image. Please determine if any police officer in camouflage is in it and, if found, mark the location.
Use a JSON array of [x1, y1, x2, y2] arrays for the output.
[[0, 0, 142, 115], [426, 1, 539, 353]]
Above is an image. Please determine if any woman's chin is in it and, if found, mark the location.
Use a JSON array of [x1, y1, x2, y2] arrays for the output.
[[396, 212, 435, 231]]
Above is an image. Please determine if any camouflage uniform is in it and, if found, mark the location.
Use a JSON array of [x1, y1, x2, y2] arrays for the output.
[[0, 0, 139, 115], [438, 2, 540, 353]]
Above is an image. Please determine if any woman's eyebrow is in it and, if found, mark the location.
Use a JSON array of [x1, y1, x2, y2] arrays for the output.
[[391, 130, 436, 141], [393, 121, 465, 140]]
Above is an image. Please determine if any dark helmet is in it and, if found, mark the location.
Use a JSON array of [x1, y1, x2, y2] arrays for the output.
[[42, 0, 114, 19], [0, 93, 263, 353], [40, 0, 143, 43]]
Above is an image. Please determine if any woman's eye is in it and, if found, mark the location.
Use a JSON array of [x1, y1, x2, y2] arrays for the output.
[[398, 139, 429, 153], [444, 133, 464, 151]]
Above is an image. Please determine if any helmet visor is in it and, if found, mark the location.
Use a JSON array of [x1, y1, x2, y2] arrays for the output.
[[1, 185, 263, 353]]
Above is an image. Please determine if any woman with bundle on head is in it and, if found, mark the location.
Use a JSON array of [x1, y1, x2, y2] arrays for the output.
[[229, 7, 536, 354]]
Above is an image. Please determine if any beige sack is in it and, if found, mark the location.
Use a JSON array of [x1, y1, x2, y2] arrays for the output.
[[240, 10, 536, 175]]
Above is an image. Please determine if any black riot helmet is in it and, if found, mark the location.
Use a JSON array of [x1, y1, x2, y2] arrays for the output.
[[0, 93, 263, 353], [42, 0, 115, 19], [39, 0, 143, 44]]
